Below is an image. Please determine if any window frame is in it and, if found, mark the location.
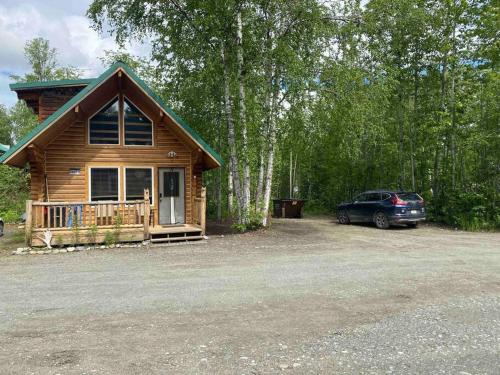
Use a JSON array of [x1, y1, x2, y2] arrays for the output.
[[88, 166, 121, 202], [87, 95, 121, 146], [124, 166, 155, 205], [123, 95, 154, 147]]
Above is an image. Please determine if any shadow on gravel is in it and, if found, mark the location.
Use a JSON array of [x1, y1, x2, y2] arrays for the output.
[[333, 221, 417, 231]]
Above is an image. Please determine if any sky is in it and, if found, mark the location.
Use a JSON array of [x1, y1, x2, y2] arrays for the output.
[[0, 0, 150, 107]]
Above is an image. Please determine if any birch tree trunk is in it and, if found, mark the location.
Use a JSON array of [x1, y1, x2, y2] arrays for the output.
[[228, 166, 233, 216], [255, 143, 265, 210], [236, 7, 251, 219], [221, 42, 244, 221], [261, 50, 277, 225], [450, 17, 457, 190], [261, 111, 276, 227]]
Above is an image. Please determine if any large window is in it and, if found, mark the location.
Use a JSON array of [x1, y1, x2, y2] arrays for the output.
[[124, 98, 153, 146], [90, 168, 119, 201], [89, 98, 120, 144], [125, 168, 153, 203]]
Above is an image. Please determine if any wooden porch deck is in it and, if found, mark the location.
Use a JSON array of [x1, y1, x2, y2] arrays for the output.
[[25, 188, 207, 247]]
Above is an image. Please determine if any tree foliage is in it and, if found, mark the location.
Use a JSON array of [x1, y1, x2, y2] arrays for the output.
[[10, 37, 81, 82], [0, 38, 78, 222]]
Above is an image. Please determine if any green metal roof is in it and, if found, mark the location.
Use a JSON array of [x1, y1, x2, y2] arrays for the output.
[[10, 78, 95, 91], [0, 143, 10, 153], [1, 61, 223, 166]]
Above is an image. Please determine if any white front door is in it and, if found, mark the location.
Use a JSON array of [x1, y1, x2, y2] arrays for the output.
[[158, 168, 185, 225]]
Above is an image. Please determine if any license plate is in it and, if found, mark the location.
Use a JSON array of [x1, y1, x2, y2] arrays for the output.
[[411, 210, 418, 215]]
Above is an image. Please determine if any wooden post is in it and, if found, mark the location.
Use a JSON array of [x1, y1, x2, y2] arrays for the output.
[[200, 187, 206, 235], [25, 200, 33, 246], [144, 189, 150, 240]]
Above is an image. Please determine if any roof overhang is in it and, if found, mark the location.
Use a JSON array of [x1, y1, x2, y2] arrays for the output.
[[9, 78, 94, 92]]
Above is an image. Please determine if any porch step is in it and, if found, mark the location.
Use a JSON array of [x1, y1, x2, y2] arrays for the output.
[[150, 235, 203, 243], [149, 224, 203, 244]]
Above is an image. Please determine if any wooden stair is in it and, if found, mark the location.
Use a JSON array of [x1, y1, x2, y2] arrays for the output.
[[149, 224, 204, 243]]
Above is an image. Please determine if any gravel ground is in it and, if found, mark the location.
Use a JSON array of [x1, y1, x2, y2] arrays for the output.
[[0, 217, 499, 374]]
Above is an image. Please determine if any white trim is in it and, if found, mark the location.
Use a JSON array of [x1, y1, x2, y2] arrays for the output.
[[3, 68, 122, 164], [121, 70, 221, 166], [88, 166, 121, 202], [123, 95, 154, 147], [124, 166, 155, 205], [87, 95, 120, 146]]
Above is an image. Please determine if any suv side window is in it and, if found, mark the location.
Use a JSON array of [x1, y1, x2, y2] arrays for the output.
[[354, 194, 368, 202], [381, 193, 391, 200], [365, 193, 381, 202]]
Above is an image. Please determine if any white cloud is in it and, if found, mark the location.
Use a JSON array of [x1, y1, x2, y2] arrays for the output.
[[0, 1, 151, 106]]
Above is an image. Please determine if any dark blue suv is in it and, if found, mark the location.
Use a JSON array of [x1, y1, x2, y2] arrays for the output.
[[337, 190, 426, 229]]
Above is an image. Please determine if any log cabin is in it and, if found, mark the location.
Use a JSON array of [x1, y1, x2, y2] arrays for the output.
[[1, 62, 222, 246]]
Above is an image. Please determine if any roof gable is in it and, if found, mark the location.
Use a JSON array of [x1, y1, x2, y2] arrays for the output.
[[1, 62, 222, 167]]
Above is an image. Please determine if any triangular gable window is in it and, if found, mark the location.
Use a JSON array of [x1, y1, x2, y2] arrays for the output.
[[124, 98, 153, 146], [89, 98, 120, 144]]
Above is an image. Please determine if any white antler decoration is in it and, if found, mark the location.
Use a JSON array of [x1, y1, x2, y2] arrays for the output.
[[35, 229, 53, 249]]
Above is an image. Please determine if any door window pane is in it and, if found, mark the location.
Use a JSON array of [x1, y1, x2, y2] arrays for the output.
[[164, 172, 180, 197], [90, 168, 119, 201], [124, 98, 152, 146], [126, 168, 152, 202], [89, 99, 119, 144]]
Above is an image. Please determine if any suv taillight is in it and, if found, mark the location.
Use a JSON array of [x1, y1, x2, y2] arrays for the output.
[[390, 195, 408, 206]]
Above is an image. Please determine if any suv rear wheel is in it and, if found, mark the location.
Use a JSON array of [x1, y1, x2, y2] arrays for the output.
[[338, 210, 350, 224], [374, 212, 390, 229]]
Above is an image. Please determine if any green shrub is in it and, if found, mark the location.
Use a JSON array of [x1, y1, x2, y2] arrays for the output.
[[0, 165, 29, 222], [231, 210, 265, 232], [55, 235, 63, 248], [0, 209, 21, 223], [104, 231, 116, 246], [87, 224, 98, 246]]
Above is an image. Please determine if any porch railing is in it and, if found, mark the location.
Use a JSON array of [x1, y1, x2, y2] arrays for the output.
[[29, 200, 147, 229], [193, 187, 206, 235]]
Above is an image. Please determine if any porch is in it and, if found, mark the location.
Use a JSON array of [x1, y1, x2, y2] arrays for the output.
[[25, 188, 206, 247]]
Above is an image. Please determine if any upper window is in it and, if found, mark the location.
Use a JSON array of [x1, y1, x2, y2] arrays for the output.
[[124, 98, 153, 146], [125, 168, 153, 203], [89, 98, 120, 144], [90, 168, 119, 201]]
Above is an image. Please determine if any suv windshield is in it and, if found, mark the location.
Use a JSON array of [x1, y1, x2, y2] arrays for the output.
[[397, 192, 422, 201]]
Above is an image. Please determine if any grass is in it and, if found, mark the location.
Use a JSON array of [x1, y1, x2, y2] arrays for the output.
[[0, 224, 26, 256]]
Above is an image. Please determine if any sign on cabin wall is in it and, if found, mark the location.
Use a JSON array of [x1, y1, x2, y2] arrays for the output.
[[69, 168, 81, 175], [167, 151, 177, 158]]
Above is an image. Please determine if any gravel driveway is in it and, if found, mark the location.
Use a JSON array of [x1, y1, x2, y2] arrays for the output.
[[0, 218, 499, 374]]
